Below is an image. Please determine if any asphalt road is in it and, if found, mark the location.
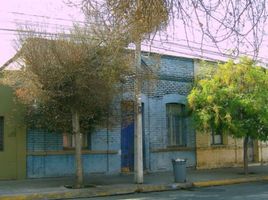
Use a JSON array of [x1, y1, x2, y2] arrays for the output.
[[72, 182, 268, 200]]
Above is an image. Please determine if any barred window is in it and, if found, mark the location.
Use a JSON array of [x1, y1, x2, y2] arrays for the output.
[[63, 133, 90, 149], [166, 103, 187, 146], [0, 117, 3, 151], [211, 128, 223, 145]]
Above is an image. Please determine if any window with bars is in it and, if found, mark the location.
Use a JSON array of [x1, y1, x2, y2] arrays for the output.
[[211, 127, 223, 145], [0, 117, 3, 151], [63, 133, 90, 149], [166, 103, 187, 146]]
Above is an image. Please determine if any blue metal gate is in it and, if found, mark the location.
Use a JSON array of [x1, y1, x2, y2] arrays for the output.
[[121, 101, 134, 172]]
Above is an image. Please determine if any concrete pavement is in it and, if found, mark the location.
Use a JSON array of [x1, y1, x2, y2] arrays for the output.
[[1, 164, 268, 200]]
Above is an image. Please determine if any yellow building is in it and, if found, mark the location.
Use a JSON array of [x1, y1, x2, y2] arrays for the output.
[[193, 60, 268, 169], [195, 129, 268, 169]]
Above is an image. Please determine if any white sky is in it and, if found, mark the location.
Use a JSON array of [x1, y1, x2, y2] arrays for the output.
[[1, 0, 268, 67], [0, 0, 83, 66]]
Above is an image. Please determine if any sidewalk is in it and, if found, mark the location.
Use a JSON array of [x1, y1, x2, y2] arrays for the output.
[[1, 164, 268, 200]]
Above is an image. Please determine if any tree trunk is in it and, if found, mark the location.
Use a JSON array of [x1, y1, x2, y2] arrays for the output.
[[134, 39, 143, 184], [243, 135, 249, 175], [72, 109, 83, 188]]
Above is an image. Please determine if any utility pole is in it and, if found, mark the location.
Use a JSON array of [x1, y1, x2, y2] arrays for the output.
[[134, 39, 143, 184]]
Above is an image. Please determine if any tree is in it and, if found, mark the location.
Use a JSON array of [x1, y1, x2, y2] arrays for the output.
[[75, 0, 268, 177], [4, 29, 130, 188], [69, 0, 268, 181], [76, 0, 171, 184], [77, 0, 268, 57], [188, 57, 268, 174]]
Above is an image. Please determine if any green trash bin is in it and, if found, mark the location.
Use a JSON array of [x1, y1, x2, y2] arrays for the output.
[[172, 158, 187, 183]]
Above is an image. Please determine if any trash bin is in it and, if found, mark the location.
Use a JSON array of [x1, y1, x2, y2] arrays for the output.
[[172, 158, 187, 183]]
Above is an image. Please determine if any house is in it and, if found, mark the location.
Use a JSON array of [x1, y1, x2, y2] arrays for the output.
[[0, 85, 26, 179], [25, 53, 196, 178], [196, 124, 266, 169], [0, 50, 196, 179], [1, 47, 268, 179]]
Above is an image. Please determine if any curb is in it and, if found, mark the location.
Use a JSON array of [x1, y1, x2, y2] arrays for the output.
[[0, 189, 135, 200], [192, 175, 268, 187], [0, 184, 191, 200], [136, 182, 193, 193], [1, 176, 268, 200]]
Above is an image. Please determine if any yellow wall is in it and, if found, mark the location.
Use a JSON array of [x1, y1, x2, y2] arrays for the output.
[[196, 132, 245, 169], [255, 141, 268, 164], [195, 131, 267, 169]]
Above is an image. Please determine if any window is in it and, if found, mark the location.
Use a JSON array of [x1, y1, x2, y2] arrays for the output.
[[166, 103, 187, 146], [63, 133, 90, 149], [0, 117, 3, 151], [211, 126, 223, 145]]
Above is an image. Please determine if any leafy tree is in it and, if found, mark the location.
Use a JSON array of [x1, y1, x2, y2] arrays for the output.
[[4, 30, 130, 188], [188, 57, 268, 174]]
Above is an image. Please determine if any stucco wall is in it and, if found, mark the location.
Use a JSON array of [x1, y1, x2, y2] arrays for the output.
[[0, 85, 26, 180], [255, 142, 268, 164], [196, 132, 245, 169]]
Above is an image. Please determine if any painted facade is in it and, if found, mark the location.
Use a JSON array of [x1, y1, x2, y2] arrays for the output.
[[24, 53, 196, 178], [196, 132, 268, 169], [27, 128, 121, 178], [0, 85, 26, 180], [141, 55, 196, 171], [192, 60, 268, 169], [4, 53, 268, 179]]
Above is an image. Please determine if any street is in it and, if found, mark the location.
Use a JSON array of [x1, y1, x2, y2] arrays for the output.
[[72, 182, 268, 200]]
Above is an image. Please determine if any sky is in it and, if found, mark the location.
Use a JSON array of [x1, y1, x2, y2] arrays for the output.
[[0, 0, 83, 66], [1, 0, 268, 67]]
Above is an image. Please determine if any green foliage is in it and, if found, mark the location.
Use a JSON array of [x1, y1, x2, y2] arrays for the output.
[[188, 57, 268, 140], [4, 32, 131, 133], [195, 60, 219, 81]]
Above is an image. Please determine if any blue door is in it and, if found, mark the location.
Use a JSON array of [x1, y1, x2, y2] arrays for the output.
[[121, 101, 134, 172]]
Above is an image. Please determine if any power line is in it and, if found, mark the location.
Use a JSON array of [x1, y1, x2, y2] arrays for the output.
[[145, 39, 238, 60], [141, 43, 227, 62], [0, 27, 70, 37], [4, 19, 74, 28], [0, 26, 230, 62], [0, 10, 85, 25], [151, 37, 268, 62], [3, 10, 265, 57], [1, 19, 234, 58], [0, 25, 230, 60], [0, 10, 230, 50], [1, 26, 268, 63], [0, 26, 263, 61]]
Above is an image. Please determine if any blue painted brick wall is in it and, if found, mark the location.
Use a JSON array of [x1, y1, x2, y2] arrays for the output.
[[27, 130, 63, 151], [26, 54, 196, 177], [27, 128, 121, 178], [141, 54, 196, 171], [27, 154, 120, 178]]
